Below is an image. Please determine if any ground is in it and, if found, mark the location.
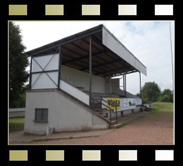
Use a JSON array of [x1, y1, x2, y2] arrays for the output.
[[9, 102, 173, 145]]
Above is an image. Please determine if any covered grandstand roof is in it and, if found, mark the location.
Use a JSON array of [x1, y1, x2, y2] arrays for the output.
[[26, 24, 147, 77]]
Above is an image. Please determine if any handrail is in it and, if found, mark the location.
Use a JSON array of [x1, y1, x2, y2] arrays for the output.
[[91, 97, 116, 123], [102, 98, 118, 123], [91, 98, 111, 110], [101, 98, 118, 123]]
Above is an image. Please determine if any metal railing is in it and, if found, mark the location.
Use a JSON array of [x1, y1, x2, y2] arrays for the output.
[[91, 97, 118, 123]]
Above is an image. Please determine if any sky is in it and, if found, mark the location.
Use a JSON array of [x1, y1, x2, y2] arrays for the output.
[[14, 21, 175, 95]]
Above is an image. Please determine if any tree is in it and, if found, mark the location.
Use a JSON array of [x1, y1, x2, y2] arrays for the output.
[[9, 22, 29, 108], [141, 82, 161, 102], [159, 89, 173, 102], [162, 89, 172, 96], [136, 93, 140, 97], [14, 84, 29, 107]]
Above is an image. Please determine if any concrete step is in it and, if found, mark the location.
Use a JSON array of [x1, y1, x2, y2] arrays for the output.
[[97, 112, 103, 115], [109, 121, 118, 128], [93, 108, 118, 125], [105, 118, 117, 123], [93, 110, 111, 121], [93, 109, 102, 112], [93, 107, 107, 111], [102, 114, 108, 118], [110, 124, 119, 129], [110, 120, 117, 124], [92, 103, 101, 109], [94, 110, 103, 116]]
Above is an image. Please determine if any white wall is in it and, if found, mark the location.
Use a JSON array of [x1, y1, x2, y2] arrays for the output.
[[32, 54, 59, 72], [61, 65, 106, 93], [31, 54, 107, 93], [32, 72, 58, 89], [24, 90, 109, 135], [105, 76, 112, 94], [111, 78, 120, 93], [31, 54, 59, 89], [60, 80, 89, 105]]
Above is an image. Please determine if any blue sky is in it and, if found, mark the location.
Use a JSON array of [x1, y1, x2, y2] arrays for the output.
[[14, 21, 174, 94]]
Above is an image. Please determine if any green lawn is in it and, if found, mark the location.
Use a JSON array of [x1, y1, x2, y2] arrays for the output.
[[9, 117, 24, 133], [141, 102, 173, 121], [116, 102, 173, 128], [151, 102, 173, 114]]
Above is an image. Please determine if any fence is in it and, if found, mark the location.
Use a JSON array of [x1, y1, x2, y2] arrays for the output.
[[9, 108, 25, 118]]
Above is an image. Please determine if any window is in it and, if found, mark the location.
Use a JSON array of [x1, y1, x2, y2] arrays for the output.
[[35, 108, 48, 122]]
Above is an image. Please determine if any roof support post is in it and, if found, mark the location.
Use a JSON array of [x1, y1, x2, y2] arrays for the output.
[[123, 74, 126, 97], [139, 72, 142, 98], [89, 37, 92, 108], [58, 45, 62, 89], [29, 57, 33, 90]]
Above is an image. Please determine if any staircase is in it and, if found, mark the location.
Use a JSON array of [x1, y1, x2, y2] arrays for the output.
[[91, 93, 119, 128], [60, 80, 120, 127]]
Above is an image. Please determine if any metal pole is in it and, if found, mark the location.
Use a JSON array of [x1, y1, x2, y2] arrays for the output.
[[124, 74, 126, 97], [58, 45, 62, 89], [139, 72, 142, 98], [123, 74, 125, 92], [29, 56, 33, 90], [115, 100, 118, 123], [110, 108, 112, 122], [89, 37, 92, 108], [169, 22, 174, 90]]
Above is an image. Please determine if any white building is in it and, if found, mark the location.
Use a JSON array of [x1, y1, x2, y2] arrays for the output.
[[24, 24, 147, 135]]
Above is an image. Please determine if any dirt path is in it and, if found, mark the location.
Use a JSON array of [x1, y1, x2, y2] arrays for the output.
[[28, 103, 173, 145]]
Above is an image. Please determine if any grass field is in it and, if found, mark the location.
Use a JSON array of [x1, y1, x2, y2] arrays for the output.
[[151, 102, 173, 116], [116, 102, 173, 128], [152, 102, 173, 111], [9, 117, 24, 133]]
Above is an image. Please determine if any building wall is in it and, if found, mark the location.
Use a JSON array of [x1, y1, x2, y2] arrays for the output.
[[105, 76, 111, 94], [61, 65, 106, 93], [111, 78, 120, 94], [24, 90, 109, 135], [31, 54, 59, 89]]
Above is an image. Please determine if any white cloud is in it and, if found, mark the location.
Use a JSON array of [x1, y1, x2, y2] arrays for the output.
[[13, 21, 174, 94]]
